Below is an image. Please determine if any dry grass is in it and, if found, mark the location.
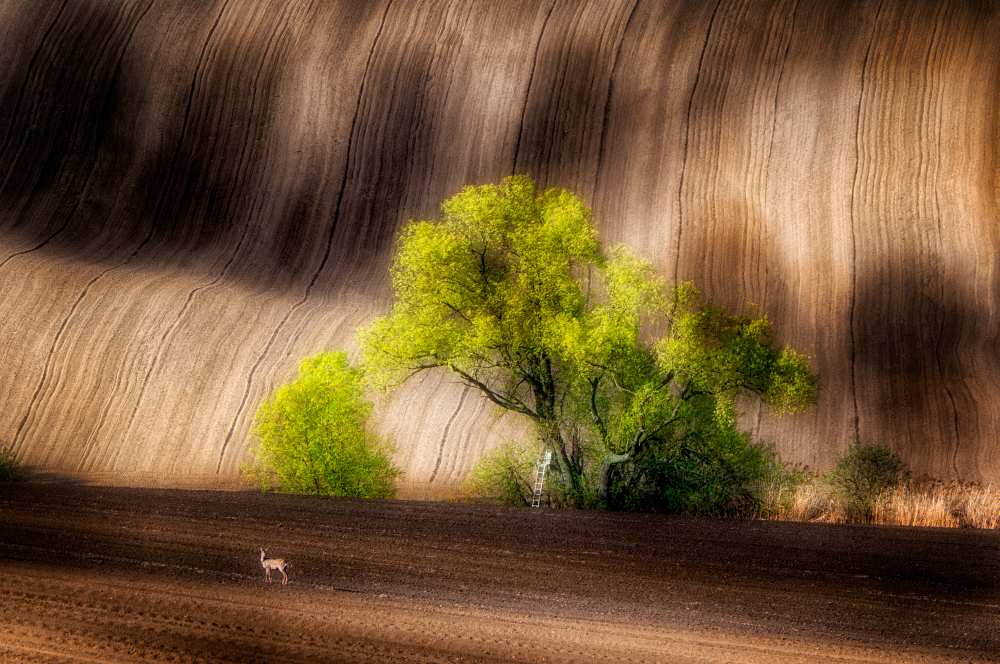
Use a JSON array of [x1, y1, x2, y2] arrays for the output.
[[757, 479, 832, 522], [873, 484, 958, 528], [769, 480, 999, 529], [955, 484, 1000, 530]]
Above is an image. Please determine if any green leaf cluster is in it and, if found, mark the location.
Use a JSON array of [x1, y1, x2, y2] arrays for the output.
[[828, 443, 909, 522], [362, 175, 817, 512], [248, 352, 398, 499], [462, 439, 540, 506], [363, 176, 602, 397]]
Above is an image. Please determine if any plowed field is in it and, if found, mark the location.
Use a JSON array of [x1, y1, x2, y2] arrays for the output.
[[4, 1, 1000, 485], [1, 484, 997, 662]]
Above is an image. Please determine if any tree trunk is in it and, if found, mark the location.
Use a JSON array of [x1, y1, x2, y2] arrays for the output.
[[598, 453, 631, 505], [538, 421, 587, 507]]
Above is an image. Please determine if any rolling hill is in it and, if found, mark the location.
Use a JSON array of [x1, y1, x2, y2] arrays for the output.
[[1, 0, 997, 488]]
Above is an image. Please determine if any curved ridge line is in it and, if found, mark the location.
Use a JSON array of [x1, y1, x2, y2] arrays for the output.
[[922, 3, 963, 478], [7, 0, 158, 456], [369, 0, 453, 254], [592, 0, 640, 201], [432, 3, 473, 140], [673, 0, 723, 287], [754, 0, 799, 441], [456, 393, 489, 479], [761, 0, 798, 297], [1, 4, 113, 201], [118, 2, 300, 452], [0, 0, 70, 180], [938, 308, 962, 478], [76, 332, 131, 472], [0, 0, 157, 272], [848, 0, 883, 446], [80, 0, 235, 470], [511, 0, 556, 174], [12, 263, 122, 453], [216, 0, 394, 473], [0, 226, 71, 271], [118, 0, 234, 264], [934, 5, 962, 480], [0, 7, 128, 245], [945, 383, 961, 478], [428, 386, 470, 483], [298, 0, 472, 314]]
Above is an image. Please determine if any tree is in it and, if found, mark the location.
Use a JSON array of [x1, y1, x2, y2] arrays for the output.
[[248, 352, 398, 498], [362, 175, 815, 509]]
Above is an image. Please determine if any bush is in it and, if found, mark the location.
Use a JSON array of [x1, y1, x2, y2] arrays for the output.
[[606, 427, 796, 517], [828, 443, 909, 523], [752, 461, 810, 520], [465, 437, 603, 508], [464, 440, 539, 506], [246, 352, 399, 499], [0, 444, 24, 481]]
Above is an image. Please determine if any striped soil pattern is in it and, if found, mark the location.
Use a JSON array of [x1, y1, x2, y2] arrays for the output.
[[0, 1, 998, 487]]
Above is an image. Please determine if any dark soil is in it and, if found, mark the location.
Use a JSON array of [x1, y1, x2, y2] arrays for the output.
[[1, 483, 997, 662]]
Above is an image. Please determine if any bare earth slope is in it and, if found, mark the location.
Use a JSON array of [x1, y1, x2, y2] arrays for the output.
[[1, 1, 999, 486], [1, 484, 998, 662]]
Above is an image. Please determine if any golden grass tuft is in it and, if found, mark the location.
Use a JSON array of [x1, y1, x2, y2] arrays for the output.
[[956, 484, 1000, 530], [873, 484, 958, 528], [785, 482, 834, 522], [768, 480, 998, 529]]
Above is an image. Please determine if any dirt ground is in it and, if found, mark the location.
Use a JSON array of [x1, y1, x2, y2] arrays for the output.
[[0, 484, 997, 663]]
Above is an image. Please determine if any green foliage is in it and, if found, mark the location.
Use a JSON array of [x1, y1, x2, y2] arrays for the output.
[[247, 352, 399, 499], [0, 444, 24, 481], [828, 443, 909, 523], [362, 175, 604, 395], [656, 284, 816, 414], [464, 436, 602, 509], [463, 440, 539, 506], [605, 422, 795, 516], [362, 175, 817, 512], [752, 463, 811, 519]]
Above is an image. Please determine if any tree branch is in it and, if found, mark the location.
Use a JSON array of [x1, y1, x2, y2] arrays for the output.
[[451, 367, 538, 418], [589, 376, 609, 443], [440, 300, 471, 323], [402, 363, 441, 383]]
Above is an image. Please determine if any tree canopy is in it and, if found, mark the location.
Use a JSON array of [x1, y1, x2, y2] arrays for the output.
[[363, 175, 815, 510], [249, 352, 398, 498]]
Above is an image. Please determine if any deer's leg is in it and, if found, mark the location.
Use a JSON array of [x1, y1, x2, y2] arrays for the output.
[[280, 568, 288, 585]]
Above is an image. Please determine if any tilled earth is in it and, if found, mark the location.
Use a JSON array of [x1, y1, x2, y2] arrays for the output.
[[0, 484, 997, 662]]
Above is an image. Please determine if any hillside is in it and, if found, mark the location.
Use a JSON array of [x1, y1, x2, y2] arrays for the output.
[[1, 0, 998, 487]]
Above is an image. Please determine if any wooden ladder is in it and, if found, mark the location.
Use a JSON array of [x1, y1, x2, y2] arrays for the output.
[[531, 451, 552, 508]]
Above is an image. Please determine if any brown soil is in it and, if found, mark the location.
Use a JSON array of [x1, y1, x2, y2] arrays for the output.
[[3, 1, 1000, 485], [1, 483, 997, 662]]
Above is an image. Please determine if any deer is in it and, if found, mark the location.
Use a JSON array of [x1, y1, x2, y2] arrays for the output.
[[259, 548, 289, 585]]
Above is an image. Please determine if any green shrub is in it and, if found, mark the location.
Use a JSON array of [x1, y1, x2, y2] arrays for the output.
[[828, 443, 909, 523], [748, 455, 809, 519], [606, 427, 794, 517], [465, 427, 802, 517], [246, 352, 399, 499], [464, 437, 599, 508], [0, 444, 24, 481], [464, 440, 538, 506]]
